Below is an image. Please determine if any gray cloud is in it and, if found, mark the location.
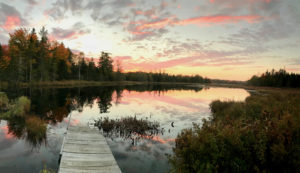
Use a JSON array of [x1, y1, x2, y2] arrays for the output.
[[218, 0, 300, 56], [45, 0, 85, 19], [0, 33, 9, 44], [26, 0, 38, 5], [51, 22, 90, 40], [0, 3, 27, 25]]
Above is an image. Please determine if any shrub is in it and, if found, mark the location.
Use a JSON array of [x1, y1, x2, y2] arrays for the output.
[[12, 96, 31, 117], [169, 91, 300, 173], [0, 92, 9, 110]]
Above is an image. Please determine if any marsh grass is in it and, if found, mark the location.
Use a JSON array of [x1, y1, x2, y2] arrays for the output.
[[25, 116, 47, 147], [169, 90, 300, 173], [94, 116, 161, 144]]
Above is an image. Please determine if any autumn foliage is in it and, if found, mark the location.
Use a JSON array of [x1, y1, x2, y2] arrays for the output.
[[0, 27, 114, 83], [169, 90, 300, 173], [0, 27, 210, 85]]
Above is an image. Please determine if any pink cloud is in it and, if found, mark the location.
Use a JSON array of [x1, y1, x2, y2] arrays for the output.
[[50, 31, 78, 40], [113, 56, 200, 71], [128, 14, 262, 38], [1, 16, 21, 31], [113, 55, 252, 72], [136, 18, 174, 31], [175, 15, 262, 26], [210, 0, 272, 4], [129, 30, 152, 35]]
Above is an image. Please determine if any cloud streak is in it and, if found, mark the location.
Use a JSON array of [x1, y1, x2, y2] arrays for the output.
[[51, 22, 90, 40], [127, 14, 262, 40], [113, 54, 252, 71], [175, 15, 262, 26]]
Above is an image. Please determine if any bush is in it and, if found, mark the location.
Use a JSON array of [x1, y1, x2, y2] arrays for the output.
[[169, 91, 300, 173], [0, 92, 9, 110], [0, 95, 31, 119], [12, 96, 31, 117]]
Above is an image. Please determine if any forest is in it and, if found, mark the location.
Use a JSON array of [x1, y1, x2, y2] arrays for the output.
[[0, 27, 210, 85], [247, 69, 300, 87]]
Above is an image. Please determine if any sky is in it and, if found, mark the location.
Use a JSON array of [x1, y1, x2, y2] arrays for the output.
[[0, 0, 299, 80]]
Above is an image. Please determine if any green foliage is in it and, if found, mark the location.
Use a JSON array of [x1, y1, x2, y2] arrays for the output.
[[0, 92, 9, 110], [0, 94, 31, 118], [248, 69, 300, 87], [125, 71, 210, 83], [39, 165, 55, 173], [98, 52, 113, 81], [169, 91, 300, 173], [12, 96, 31, 117]]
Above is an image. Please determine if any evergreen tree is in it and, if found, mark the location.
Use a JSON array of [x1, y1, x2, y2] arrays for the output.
[[98, 52, 113, 81], [38, 27, 50, 81]]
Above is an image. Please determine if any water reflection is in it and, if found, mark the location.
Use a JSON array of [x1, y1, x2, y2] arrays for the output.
[[0, 84, 202, 148], [0, 85, 250, 173]]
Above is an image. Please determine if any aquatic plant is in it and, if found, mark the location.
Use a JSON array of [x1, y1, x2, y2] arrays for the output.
[[94, 115, 161, 144], [25, 116, 47, 147], [39, 165, 55, 173]]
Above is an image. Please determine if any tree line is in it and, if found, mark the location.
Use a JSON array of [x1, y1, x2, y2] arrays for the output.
[[0, 27, 210, 85], [247, 69, 300, 87]]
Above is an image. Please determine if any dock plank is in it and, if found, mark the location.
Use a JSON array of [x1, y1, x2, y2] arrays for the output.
[[58, 125, 121, 173]]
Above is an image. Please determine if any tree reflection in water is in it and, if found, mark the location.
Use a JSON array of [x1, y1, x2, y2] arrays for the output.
[[0, 84, 202, 149], [94, 116, 163, 145]]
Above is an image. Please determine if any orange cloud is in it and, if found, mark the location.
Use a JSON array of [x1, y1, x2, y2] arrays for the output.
[[130, 30, 152, 35], [136, 18, 173, 31], [210, 0, 272, 3], [113, 54, 252, 72], [176, 15, 262, 26], [2, 16, 21, 31], [113, 56, 199, 71], [128, 15, 262, 38]]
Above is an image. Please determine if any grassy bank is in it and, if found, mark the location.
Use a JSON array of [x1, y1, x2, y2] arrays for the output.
[[169, 89, 300, 173], [207, 82, 300, 92]]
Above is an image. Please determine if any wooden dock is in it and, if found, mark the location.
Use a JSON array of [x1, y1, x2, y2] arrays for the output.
[[58, 125, 121, 173]]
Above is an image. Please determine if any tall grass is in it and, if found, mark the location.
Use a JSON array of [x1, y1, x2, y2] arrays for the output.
[[169, 90, 300, 173]]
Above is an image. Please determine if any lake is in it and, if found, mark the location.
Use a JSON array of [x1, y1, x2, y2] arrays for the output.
[[0, 85, 250, 173]]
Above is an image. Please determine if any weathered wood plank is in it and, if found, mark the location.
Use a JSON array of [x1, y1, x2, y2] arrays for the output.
[[58, 125, 121, 173], [60, 160, 118, 167], [64, 139, 107, 145], [59, 166, 121, 173], [62, 143, 112, 154]]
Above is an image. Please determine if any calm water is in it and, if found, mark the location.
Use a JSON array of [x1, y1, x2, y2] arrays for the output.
[[0, 85, 250, 173]]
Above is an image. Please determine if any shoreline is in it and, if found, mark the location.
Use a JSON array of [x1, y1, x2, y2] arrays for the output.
[[0, 80, 206, 89], [1, 81, 299, 92]]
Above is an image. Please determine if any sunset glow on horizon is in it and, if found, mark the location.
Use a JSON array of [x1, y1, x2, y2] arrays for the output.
[[0, 0, 299, 80]]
